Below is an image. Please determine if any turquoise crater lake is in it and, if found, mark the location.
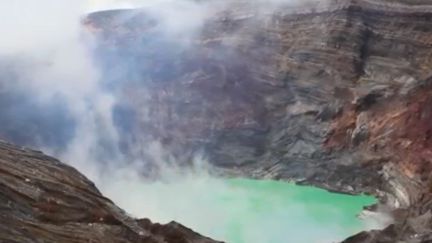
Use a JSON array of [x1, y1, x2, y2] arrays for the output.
[[104, 176, 376, 243]]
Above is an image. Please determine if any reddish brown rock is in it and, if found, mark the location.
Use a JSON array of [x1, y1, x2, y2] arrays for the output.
[[0, 141, 220, 243], [3, 0, 432, 242], [81, 0, 432, 241]]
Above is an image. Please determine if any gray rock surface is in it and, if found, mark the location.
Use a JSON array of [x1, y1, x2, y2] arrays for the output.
[[0, 141, 221, 243], [83, 0, 432, 241]]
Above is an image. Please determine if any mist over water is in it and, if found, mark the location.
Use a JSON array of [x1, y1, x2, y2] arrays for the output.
[[0, 1, 390, 242], [104, 171, 377, 243]]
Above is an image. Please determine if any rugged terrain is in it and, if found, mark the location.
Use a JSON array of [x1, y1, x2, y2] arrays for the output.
[[0, 140, 220, 243], [2, 0, 432, 242], [83, 0, 432, 242]]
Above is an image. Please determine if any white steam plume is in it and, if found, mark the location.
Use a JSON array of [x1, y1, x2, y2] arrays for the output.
[[0, 1, 390, 243]]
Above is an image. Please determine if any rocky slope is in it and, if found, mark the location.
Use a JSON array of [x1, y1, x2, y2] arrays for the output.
[[0, 140, 220, 243], [81, 0, 432, 242]]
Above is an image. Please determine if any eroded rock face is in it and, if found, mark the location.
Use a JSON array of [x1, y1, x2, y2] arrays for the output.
[[83, 0, 432, 195], [2, 0, 432, 241], [80, 0, 432, 241], [0, 141, 220, 243]]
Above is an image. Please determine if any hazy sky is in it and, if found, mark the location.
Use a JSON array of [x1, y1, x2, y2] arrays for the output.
[[86, 0, 175, 11]]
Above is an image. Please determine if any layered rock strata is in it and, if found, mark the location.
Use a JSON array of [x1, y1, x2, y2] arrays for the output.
[[0, 141, 219, 243], [2, 0, 432, 242], [81, 0, 432, 241]]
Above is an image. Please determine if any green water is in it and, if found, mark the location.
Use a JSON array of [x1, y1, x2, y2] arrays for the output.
[[105, 176, 376, 243], [221, 179, 376, 243]]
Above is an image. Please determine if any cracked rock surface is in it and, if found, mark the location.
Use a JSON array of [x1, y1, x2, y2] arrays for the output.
[[0, 141, 220, 243], [82, 0, 432, 241]]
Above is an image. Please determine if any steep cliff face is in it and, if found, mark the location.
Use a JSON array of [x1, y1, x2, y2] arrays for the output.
[[81, 0, 432, 241], [0, 141, 220, 243]]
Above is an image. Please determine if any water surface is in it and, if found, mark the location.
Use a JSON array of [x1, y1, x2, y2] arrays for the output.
[[105, 176, 376, 243]]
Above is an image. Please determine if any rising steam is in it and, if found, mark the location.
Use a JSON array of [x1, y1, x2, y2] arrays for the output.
[[0, 1, 389, 243]]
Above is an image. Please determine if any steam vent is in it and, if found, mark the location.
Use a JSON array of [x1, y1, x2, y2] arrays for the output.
[[2, 0, 432, 242]]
